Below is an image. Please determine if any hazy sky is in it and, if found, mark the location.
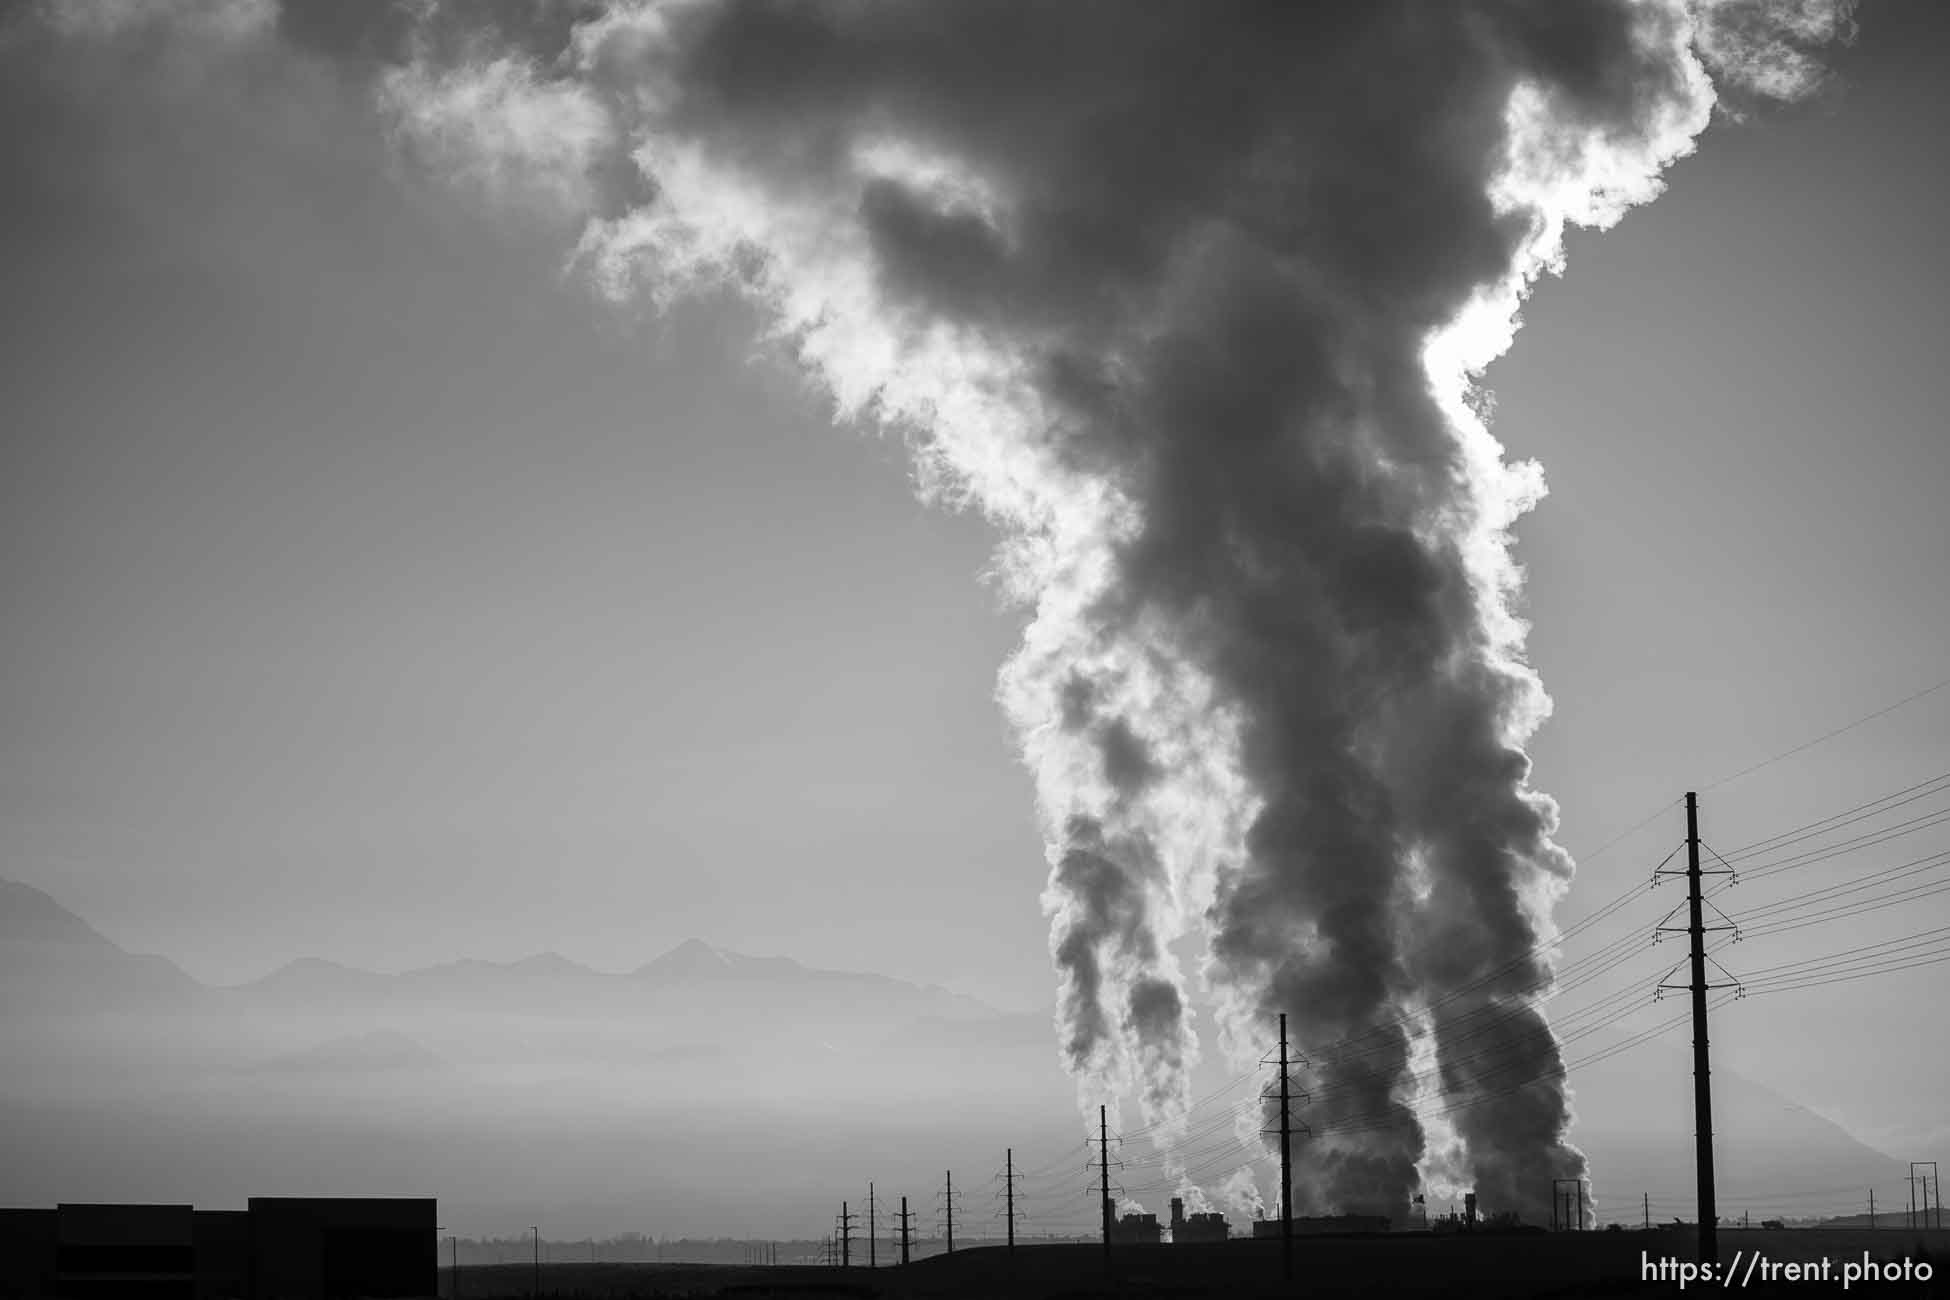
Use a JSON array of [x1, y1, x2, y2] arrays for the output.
[[2, 0, 1945, 1157]]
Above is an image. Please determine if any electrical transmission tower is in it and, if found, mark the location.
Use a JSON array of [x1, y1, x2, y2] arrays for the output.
[[1912, 1162, 1941, 1230], [1552, 1178, 1588, 1231], [1261, 1012, 1310, 1283], [995, 1149, 1026, 1258], [1100, 1105, 1112, 1267], [868, 1182, 876, 1269], [897, 1197, 913, 1266], [1654, 791, 1740, 1267], [1086, 1106, 1126, 1276], [837, 1202, 855, 1269], [937, 1170, 962, 1254]]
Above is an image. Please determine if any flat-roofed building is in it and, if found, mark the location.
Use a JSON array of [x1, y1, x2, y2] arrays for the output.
[[0, 1208, 57, 1299], [1252, 1213, 1391, 1237], [0, 1199, 432, 1300], [191, 1213, 247, 1300], [247, 1199, 435, 1300], [55, 1204, 196, 1300]]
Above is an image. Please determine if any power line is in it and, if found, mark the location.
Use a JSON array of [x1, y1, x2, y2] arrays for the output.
[[1729, 807, 1950, 880], [1729, 849, 1950, 923], [1735, 922, 1950, 978], [1740, 946, 1950, 997], [1120, 1066, 1261, 1142], [1126, 820, 1695, 1167], [1300, 850, 1673, 1068], [1124, 758, 1948, 1207], [1740, 878, 1950, 940], [1700, 673, 1950, 794], [1718, 772, 1950, 861]]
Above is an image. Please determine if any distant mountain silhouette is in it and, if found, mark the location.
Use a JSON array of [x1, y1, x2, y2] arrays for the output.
[[242, 955, 395, 997], [0, 878, 117, 947], [0, 877, 203, 1014], [0, 874, 1919, 1230], [633, 936, 795, 982], [230, 935, 996, 1027]]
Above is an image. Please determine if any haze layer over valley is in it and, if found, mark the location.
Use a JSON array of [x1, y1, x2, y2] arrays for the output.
[[1, 877, 1912, 1237]]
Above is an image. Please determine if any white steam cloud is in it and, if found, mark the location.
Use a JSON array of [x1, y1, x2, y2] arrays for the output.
[[22, 0, 1856, 1224]]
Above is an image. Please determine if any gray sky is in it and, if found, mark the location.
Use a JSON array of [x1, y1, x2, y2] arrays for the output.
[[2, 0, 1946, 1159]]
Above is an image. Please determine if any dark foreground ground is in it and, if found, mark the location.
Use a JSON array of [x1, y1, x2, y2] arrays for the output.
[[445, 1227, 1948, 1298]]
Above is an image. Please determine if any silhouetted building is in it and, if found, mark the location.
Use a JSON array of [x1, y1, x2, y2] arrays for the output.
[[1111, 1212, 1161, 1245], [191, 1215, 247, 1300], [56, 1205, 195, 1300], [0, 1209, 58, 1298], [1168, 1198, 1229, 1243], [248, 1200, 434, 1300], [0, 1200, 433, 1300], [1253, 1213, 1391, 1237]]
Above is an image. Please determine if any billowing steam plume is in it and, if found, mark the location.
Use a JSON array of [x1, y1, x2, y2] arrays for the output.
[[21, 0, 1856, 1224]]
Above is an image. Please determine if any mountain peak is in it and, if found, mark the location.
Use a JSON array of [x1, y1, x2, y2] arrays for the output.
[[630, 938, 821, 982], [238, 956, 388, 992], [634, 938, 737, 980], [508, 951, 593, 976], [0, 878, 117, 948]]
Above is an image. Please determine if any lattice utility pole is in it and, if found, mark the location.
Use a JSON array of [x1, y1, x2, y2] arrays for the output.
[[1100, 1106, 1112, 1273], [1261, 1013, 1310, 1282], [998, 1148, 1025, 1258], [1912, 1163, 1941, 1231], [1552, 1178, 1587, 1230], [937, 1170, 961, 1254], [1086, 1108, 1125, 1277], [1655, 792, 1739, 1267]]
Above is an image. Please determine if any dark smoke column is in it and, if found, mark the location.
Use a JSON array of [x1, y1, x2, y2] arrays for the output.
[[326, 0, 1859, 1222]]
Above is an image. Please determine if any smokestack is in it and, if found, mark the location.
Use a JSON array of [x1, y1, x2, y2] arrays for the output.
[[67, 0, 1859, 1225]]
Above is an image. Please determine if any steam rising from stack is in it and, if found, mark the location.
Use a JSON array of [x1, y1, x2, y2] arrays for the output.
[[24, 0, 1856, 1224]]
